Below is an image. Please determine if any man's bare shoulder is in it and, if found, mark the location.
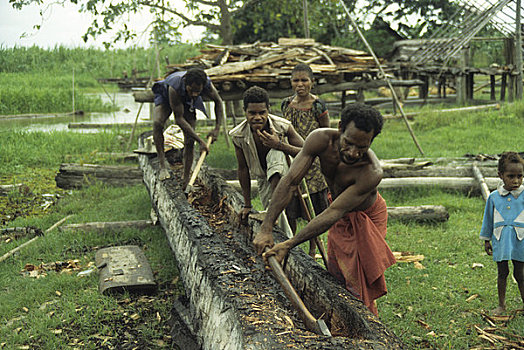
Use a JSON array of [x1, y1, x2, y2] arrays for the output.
[[304, 128, 338, 151], [360, 149, 383, 184], [300, 128, 337, 156]]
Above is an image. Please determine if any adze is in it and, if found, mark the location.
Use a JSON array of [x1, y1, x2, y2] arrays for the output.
[[265, 248, 331, 336]]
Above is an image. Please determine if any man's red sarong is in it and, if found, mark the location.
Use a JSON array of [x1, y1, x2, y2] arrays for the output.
[[327, 193, 396, 315]]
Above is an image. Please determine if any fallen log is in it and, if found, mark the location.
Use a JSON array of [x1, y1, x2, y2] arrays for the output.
[[382, 165, 498, 178], [218, 164, 499, 179], [0, 226, 43, 240], [60, 220, 153, 232], [95, 152, 139, 162], [138, 140, 405, 348], [68, 122, 152, 129], [472, 164, 491, 201], [55, 163, 143, 189], [382, 103, 500, 120], [380, 156, 499, 167], [379, 177, 500, 192], [133, 79, 424, 103], [251, 205, 448, 223], [387, 205, 448, 222]]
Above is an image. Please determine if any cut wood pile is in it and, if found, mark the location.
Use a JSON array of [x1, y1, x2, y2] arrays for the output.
[[133, 38, 425, 103], [169, 38, 378, 90], [134, 37, 417, 103]]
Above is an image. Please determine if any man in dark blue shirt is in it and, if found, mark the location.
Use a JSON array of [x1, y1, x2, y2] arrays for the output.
[[152, 68, 224, 185]]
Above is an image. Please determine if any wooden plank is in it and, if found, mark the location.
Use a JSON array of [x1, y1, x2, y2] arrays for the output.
[[55, 163, 143, 189], [61, 220, 153, 232], [278, 38, 316, 46], [205, 49, 303, 76], [95, 245, 156, 294]]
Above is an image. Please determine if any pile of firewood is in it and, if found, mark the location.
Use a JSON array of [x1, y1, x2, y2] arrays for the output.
[[166, 38, 381, 94]]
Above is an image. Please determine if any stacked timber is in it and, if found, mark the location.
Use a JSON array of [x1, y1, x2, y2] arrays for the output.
[[138, 139, 405, 349], [133, 38, 423, 103]]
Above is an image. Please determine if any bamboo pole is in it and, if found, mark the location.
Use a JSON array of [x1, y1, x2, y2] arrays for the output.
[[338, 0, 425, 156], [282, 155, 328, 266], [472, 163, 492, 201], [0, 215, 73, 263]]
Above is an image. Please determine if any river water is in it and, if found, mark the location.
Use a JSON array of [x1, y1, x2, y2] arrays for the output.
[[0, 92, 211, 133]]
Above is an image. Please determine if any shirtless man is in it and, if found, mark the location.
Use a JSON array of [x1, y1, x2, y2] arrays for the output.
[[152, 68, 224, 185], [253, 103, 396, 315]]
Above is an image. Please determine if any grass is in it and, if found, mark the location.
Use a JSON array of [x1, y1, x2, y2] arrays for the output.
[[0, 180, 180, 349], [1, 85, 524, 349]]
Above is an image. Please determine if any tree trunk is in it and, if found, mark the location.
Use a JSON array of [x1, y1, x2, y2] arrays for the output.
[[218, 0, 233, 45], [387, 205, 449, 222], [379, 177, 500, 192]]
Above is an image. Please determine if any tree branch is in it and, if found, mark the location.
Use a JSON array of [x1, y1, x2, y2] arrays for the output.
[[192, 0, 219, 6], [137, 0, 220, 30]]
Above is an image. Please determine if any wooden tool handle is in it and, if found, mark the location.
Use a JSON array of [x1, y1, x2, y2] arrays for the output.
[[187, 136, 213, 189], [265, 248, 323, 334]]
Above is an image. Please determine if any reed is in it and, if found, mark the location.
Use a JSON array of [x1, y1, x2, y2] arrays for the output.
[[0, 44, 201, 114], [0, 44, 200, 76]]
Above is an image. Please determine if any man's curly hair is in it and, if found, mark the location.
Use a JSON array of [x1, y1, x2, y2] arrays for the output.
[[185, 68, 208, 86], [339, 103, 383, 138], [243, 86, 270, 110], [498, 151, 524, 173]]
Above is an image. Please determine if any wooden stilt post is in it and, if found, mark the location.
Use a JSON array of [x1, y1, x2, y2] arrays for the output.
[[501, 73, 507, 101], [504, 38, 515, 102], [490, 75, 496, 101], [516, 0, 523, 100]]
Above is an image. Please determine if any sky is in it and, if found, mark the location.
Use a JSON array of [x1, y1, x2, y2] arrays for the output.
[[0, 1, 205, 49]]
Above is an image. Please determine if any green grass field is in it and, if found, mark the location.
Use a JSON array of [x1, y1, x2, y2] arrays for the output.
[[1, 42, 524, 347], [1, 99, 523, 348]]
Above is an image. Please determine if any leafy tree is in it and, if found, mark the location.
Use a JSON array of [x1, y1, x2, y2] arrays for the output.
[[231, 0, 462, 55], [361, 0, 461, 39], [8, 0, 261, 47], [231, 0, 354, 44]]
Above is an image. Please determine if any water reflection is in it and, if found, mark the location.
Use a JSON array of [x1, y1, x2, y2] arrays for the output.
[[0, 93, 152, 133], [0, 91, 215, 133]]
